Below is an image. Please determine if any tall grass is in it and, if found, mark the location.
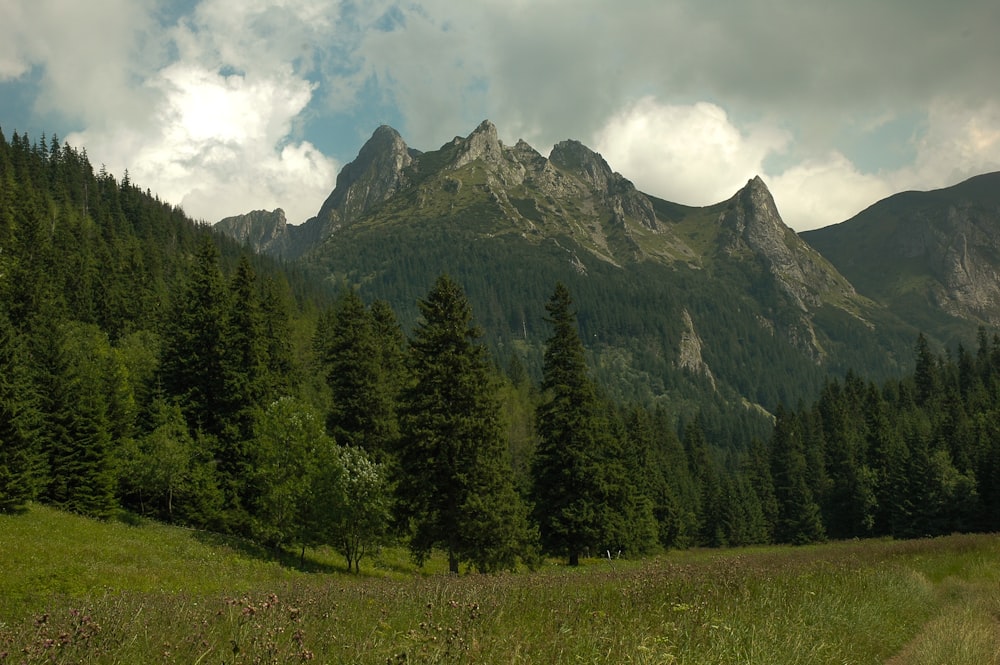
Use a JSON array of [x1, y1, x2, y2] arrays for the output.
[[2, 505, 999, 664]]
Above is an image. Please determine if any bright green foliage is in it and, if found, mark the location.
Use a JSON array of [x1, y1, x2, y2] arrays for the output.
[[117, 398, 222, 526], [251, 397, 328, 549], [316, 445, 393, 572], [397, 275, 534, 573]]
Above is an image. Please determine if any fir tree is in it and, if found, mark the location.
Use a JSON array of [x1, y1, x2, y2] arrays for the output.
[[769, 404, 825, 544], [316, 289, 399, 458]]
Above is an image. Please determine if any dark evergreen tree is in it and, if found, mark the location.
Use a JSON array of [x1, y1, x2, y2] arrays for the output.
[[316, 290, 399, 458], [158, 238, 245, 529], [769, 404, 825, 544], [38, 323, 117, 518], [532, 282, 626, 565], [159, 237, 232, 438], [0, 311, 44, 512], [397, 275, 534, 573], [225, 256, 270, 441]]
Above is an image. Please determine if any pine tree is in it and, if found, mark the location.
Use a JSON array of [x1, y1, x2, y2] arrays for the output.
[[396, 275, 533, 573], [37, 323, 117, 518], [316, 290, 399, 458], [225, 256, 269, 441], [158, 238, 245, 529], [159, 237, 232, 439]]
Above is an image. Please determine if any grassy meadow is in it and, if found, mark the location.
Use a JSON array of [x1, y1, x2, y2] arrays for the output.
[[2, 505, 999, 664]]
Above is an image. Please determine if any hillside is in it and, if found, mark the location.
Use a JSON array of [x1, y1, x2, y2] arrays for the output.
[[802, 172, 1000, 346]]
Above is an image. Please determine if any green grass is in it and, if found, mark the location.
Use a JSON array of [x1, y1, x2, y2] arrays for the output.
[[2, 505, 999, 664]]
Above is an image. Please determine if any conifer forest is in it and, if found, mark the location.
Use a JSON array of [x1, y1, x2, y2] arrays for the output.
[[3, 129, 1000, 572]]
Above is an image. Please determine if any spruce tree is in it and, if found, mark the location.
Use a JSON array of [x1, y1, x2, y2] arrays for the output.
[[0, 311, 44, 512], [316, 290, 399, 458], [532, 282, 621, 565], [769, 404, 825, 544], [396, 275, 533, 573]]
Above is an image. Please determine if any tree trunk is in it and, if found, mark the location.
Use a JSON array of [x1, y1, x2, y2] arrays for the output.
[[448, 549, 459, 574], [569, 551, 580, 567]]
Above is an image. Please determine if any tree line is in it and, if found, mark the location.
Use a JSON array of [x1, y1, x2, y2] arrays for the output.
[[3, 129, 1000, 573]]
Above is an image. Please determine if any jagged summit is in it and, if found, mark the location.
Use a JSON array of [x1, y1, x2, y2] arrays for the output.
[[312, 124, 419, 231], [216, 208, 288, 254], [717, 176, 856, 324]]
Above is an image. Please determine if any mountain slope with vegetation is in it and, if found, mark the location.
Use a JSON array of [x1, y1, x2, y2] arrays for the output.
[[6, 122, 1000, 584], [802, 172, 1000, 346], [220, 121, 922, 428]]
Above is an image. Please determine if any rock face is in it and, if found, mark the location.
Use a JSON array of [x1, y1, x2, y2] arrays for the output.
[[311, 124, 418, 232], [215, 208, 288, 255], [802, 172, 1000, 328], [719, 176, 855, 312], [548, 140, 658, 231], [216, 119, 666, 263], [677, 309, 715, 388]]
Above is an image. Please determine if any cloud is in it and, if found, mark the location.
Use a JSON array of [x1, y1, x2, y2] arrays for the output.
[[905, 100, 1000, 188], [60, 1, 341, 224], [5, 0, 999, 231], [769, 156, 894, 231], [592, 98, 790, 207]]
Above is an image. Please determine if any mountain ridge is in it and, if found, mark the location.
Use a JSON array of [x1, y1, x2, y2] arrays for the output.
[[213, 120, 997, 423]]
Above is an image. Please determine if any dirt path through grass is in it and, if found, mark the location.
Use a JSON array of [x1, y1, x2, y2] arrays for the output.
[[884, 574, 1000, 665]]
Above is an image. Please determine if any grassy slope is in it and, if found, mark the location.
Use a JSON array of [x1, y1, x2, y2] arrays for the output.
[[2, 505, 999, 664]]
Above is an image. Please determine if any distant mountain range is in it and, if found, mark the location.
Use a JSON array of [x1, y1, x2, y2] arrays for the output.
[[217, 120, 1000, 429]]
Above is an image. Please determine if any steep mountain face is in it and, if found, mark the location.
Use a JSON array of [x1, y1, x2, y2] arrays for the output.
[[802, 172, 1000, 342], [310, 124, 420, 233], [216, 208, 288, 254], [718, 176, 856, 312], [215, 120, 922, 428]]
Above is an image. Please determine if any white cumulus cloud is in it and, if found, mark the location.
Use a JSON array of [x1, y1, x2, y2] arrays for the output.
[[47, 0, 341, 224], [592, 98, 790, 207]]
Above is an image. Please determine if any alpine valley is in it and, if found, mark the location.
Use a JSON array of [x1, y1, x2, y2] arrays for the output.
[[217, 120, 1000, 442]]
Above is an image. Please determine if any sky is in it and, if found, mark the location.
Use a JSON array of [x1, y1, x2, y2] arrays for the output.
[[2, 1, 998, 232]]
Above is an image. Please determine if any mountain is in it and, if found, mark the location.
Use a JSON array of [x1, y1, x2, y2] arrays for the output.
[[214, 121, 936, 432], [216, 208, 290, 255], [801, 172, 1000, 345]]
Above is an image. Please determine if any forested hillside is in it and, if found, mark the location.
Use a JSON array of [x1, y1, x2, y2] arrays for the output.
[[3, 129, 1000, 572]]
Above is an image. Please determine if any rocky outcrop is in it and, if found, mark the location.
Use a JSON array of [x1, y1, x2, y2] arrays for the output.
[[676, 309, 715, 388], [311, 124, 419, 232], [893, 204, 1000, 322], [215, 208, 288, 255], [719, 176, 855, 311], [802, 171, 1000, 329], [549, 140, 658, 231]]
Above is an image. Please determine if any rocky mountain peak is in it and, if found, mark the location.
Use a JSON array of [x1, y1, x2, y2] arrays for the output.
[[720, 176, 854, 315], [215, 208, 287, 254], [450, 119, 504, 169], [313, 124, 417, 231], [549, 140, 615, 192], [548, 139, 657, 231]]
